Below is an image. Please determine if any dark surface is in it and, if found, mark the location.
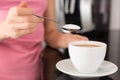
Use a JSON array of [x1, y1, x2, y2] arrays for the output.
[[42, 30, 120, 80]]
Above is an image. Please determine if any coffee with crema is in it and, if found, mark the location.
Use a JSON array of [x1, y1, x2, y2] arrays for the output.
[[74, 44, 100, 47]]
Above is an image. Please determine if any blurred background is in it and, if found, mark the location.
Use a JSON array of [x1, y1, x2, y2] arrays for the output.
[[55, 0, 111, 39], [55, 0, 120, 58], [54, 1, 120, 79]]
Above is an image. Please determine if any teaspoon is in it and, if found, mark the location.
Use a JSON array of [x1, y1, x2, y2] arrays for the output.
[[33, 14, 81, 33]]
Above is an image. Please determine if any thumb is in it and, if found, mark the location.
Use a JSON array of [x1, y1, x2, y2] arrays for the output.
[[19, 0, 28, 7]]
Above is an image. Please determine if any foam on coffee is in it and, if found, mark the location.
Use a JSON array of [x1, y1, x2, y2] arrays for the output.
[[74, 44, 100, 47]]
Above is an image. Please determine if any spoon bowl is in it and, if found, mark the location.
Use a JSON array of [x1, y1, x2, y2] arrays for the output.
[[60, 24, 81, 33]]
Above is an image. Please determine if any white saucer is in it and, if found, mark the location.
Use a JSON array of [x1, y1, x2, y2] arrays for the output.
[[56, 59, 118, 78]]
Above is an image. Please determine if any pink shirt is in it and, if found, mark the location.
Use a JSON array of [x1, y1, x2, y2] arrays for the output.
[[0, 0, 47, 80]]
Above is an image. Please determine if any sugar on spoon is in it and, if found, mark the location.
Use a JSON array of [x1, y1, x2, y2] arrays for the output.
[[33, 14, 81, 33]]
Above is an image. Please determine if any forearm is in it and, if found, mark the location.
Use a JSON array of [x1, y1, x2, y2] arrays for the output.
[[45, 30, 66, 49], [45, 30, 88, 49]]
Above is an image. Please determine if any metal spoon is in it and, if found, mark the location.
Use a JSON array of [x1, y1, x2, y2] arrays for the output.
[[33, 14, 81, 33], [33, 14, 57, 22]]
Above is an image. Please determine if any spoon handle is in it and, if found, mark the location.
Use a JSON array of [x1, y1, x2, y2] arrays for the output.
[[33, 14, 57, 22]]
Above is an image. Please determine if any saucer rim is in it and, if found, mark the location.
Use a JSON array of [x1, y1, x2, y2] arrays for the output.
[[56, 59, 118, 78]]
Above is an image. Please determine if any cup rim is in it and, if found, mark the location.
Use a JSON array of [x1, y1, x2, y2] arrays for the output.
[[69, 40, 107, 48]]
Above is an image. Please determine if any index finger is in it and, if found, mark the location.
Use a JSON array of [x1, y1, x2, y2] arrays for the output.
[[11, 7, 33, 16]]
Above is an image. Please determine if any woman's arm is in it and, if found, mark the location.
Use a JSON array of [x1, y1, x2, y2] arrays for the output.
[[44, 0, 88, 48]]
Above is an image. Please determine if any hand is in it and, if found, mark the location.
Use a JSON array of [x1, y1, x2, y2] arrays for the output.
[[58, 34, 88, 48], [50, 32, 89, 48], [0, 1, 43, 39]]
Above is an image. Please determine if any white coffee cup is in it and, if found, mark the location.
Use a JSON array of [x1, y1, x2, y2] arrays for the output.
[[68, 41, 107, 73]]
